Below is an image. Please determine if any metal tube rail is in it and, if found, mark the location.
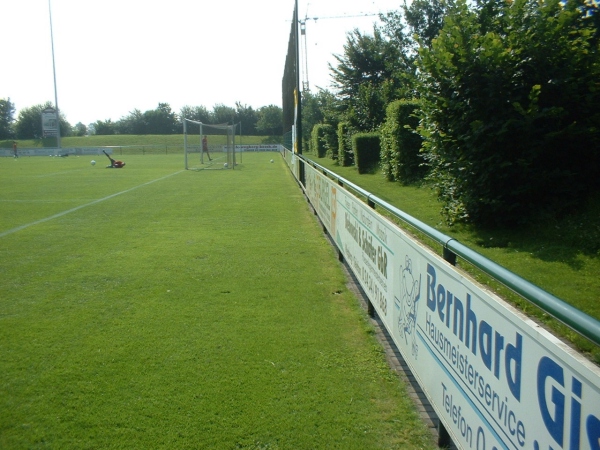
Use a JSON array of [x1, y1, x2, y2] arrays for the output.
[[300, 154, 600, 347]]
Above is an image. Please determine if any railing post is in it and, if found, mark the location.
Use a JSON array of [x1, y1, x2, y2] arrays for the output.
[[443, 248, 457, 266], [367, 195, 375, 209]]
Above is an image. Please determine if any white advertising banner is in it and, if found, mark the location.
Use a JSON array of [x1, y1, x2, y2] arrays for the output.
[[41, 108, 59, 138], [283, 150, 298, 180], [304, 163, 600, 450], [235, 144, 281, 152]]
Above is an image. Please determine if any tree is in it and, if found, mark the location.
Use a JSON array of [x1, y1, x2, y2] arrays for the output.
[[234, 102, 259, 136], [179, 105, 212, 133], [59, 112, 72, 138], [350, 80, 396, 132], [116, 109, 145, 134], [143, 103, 178, 134], [301, 91, 324, 152], [73, 122, 87, 137], [402, 0, 447, 49], [377, 10, 419, 97], [302, 89, 345, 153], [331, 28, 402, 100], [0, 98, 16, 139], [180, 105, 212, 124], [212, 104, 236, 125], [330, 27, 405, 131], [256, 105, 283, 136], [93, 119, 116, 135], [14, 102, 71, 139]]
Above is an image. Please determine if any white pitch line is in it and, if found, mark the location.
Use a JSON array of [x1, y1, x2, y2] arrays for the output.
[[0, 170, 184, 238]]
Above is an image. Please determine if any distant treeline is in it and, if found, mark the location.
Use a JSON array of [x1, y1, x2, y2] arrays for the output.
[[0, 100, 283, 140]]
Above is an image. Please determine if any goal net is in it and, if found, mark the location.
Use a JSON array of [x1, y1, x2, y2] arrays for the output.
[[183, 119, 238, 170]]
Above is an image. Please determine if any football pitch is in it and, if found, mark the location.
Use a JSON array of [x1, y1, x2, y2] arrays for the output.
[[0, 154, 435, 449]]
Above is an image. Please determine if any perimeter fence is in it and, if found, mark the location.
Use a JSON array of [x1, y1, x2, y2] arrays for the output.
[[0, 146, 179, 157]]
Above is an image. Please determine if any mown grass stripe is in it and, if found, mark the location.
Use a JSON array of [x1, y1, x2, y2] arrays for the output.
[[0, 170, 183, 238]]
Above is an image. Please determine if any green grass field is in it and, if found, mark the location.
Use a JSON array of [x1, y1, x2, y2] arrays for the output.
[[0, 153, 436, 449]]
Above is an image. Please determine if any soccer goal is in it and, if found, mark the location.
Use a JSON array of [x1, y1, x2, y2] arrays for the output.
[[183, 119, 238, 170]]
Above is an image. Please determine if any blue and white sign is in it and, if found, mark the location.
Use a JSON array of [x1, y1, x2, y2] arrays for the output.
[[303, 162, 600, 450]]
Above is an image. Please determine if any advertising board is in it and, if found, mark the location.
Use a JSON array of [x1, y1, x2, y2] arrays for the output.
[[235, 145, 281, 152], [304, 162, 600, 450], [41, 107, 59, 138]]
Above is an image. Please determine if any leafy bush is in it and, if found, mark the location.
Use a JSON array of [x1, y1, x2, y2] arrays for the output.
[[310, 124, 326, 157], [353, 133, 381, 174], [337, 122, 354, 166], [323, 124, 338, 160], [311, 124, 337, 159], [417, 0, 600, 225], [380, 99, 426, 183]]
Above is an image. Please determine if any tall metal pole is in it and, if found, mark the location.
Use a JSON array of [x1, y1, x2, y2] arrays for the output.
[[294, 0, 304, 185], [48, 0, 61, 149]]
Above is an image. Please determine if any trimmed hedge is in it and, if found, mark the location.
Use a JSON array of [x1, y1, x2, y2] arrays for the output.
[[353, 133, 380, 174], [417, 0, 600, 225], [337, 122, 354, 167], [311, 124, 337, 159], [380, 99, 426, 183]]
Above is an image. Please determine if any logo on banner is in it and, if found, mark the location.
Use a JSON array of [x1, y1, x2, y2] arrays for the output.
[[396, 255, 422, 358]]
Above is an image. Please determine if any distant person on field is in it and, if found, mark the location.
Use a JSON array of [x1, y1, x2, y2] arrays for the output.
[[103, 150, 125, 168], [202, 135, 212, 161], [13, 141, 18, 158]]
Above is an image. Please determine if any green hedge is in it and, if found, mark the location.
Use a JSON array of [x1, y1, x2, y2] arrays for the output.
[[380, 99, 426, 183], [311, 124, 336, 159], [417, 0, 600, 225], [353, 133, 380, 174], [337, 122, 354, 167]]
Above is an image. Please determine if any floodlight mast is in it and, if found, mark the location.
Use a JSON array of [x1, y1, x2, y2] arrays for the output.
[[48, 0, 61, 150], [300, 19, 309, 92]]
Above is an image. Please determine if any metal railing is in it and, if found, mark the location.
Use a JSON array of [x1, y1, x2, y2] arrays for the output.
[[298, 154, 600, 347]]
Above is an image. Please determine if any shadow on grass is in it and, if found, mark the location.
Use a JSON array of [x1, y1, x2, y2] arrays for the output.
[[471, 195, 600, 270]]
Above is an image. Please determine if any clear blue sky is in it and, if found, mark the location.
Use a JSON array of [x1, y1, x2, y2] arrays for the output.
[[1, 0, 402, 126]]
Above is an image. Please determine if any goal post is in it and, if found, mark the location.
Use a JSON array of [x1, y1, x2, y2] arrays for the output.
[[183, 119, 238, 170]]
